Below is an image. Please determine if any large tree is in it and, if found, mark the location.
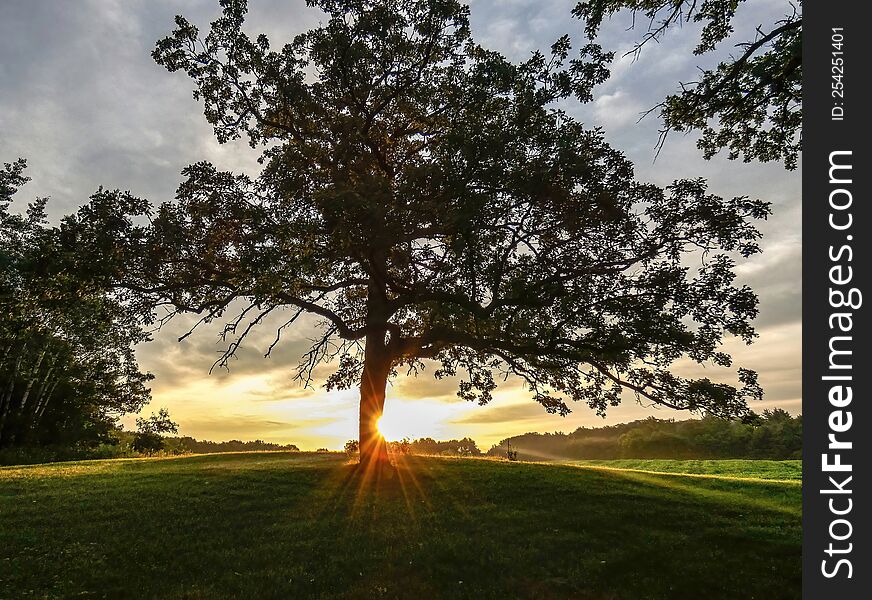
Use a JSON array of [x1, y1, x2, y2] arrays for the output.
[[82, 0, 768, 468], [573, 0, 802, 169]]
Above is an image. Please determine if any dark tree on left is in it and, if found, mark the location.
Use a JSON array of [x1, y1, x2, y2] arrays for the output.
[[0, 160, 152, 448]]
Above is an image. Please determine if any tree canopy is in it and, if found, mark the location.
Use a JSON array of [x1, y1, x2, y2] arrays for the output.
[[77, 0, 770, 466], [131, 407, 179, 454], [573, 0, 802, 169], [0, 160, 152, 448]]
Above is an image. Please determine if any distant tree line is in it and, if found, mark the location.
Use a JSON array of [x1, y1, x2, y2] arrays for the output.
[[110, 425, 301, 455], [402, 437, 482, 456], [486, 410, 801, 461], [164, 436, 300, 454], [346, 436, 482, 457], [0, 427, 301, 466]]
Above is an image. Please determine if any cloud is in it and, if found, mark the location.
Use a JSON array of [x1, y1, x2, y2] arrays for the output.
[[592, 90, 644, 130], [179, 416, 300, 436], [453, 402, 552, 425], [735, 238, 801, 329]]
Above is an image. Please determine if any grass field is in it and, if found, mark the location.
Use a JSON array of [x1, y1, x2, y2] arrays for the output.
[[564, 459, 802, 481], [0, 453, 801, 599]]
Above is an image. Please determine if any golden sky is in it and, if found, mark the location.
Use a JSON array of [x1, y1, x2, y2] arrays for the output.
[[122, 311, 800, 450]]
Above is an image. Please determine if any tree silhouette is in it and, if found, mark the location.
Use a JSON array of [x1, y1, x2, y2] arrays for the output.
[[82, 0, 769, 468], [1, 160, 152, 448], [132, 408, 179, 454]]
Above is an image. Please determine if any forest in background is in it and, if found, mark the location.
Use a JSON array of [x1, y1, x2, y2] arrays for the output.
[[486, 410, 802, 461]]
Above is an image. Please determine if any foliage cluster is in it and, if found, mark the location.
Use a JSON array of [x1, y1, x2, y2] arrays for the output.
[[573, 0, 802, 169], [131, 408, 179, 454], [0, 160, 152, 450], [388, 438, 410, 455], [343, 439, 360, 456], [487, 409, 801, 461]]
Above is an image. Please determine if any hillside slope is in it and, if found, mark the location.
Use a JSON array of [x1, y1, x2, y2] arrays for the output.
[[0, 453, 800, 599]]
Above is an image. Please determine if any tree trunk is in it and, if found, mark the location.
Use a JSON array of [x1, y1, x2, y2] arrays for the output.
[[18, 346, 46, 413], [0, 341, 26, 445], [0, 339, 14, 371], [358, 334, 392, 469], [34, 377, 60, 427], [29, 358, 57, 432]]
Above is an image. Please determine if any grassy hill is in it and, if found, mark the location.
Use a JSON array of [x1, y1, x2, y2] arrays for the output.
[[0, 453, 801, 599], [565, 459, 802, 481]]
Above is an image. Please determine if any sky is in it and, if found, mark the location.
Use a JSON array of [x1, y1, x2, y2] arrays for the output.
[[0, 0, 801, 450]]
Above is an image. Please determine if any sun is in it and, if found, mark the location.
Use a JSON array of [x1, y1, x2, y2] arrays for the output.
[[376, 415, 403, 441], [375, 401, 448, 441]]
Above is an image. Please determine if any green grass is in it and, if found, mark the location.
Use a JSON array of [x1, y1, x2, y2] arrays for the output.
[[563, 459, 802, 481], [0, 453, 801, 599]]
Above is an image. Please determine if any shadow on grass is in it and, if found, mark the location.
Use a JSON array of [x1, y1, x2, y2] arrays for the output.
[[599, 468, 801, 517]]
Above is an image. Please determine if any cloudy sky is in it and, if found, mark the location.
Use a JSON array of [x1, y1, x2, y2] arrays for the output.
[[0, 0, 801, 450]]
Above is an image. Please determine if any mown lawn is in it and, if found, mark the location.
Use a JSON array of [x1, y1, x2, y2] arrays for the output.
[[564, 458, 802, 481], [0, 453, 801, 599]]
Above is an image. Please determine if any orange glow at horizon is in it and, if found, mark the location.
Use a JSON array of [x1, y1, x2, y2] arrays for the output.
[[129, 322, 801, 451]]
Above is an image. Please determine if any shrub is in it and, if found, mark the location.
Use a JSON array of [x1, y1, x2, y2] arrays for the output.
[[132, 408, 178, 455], [131, 431, 165, 454], [390, 438, 410, 455]]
